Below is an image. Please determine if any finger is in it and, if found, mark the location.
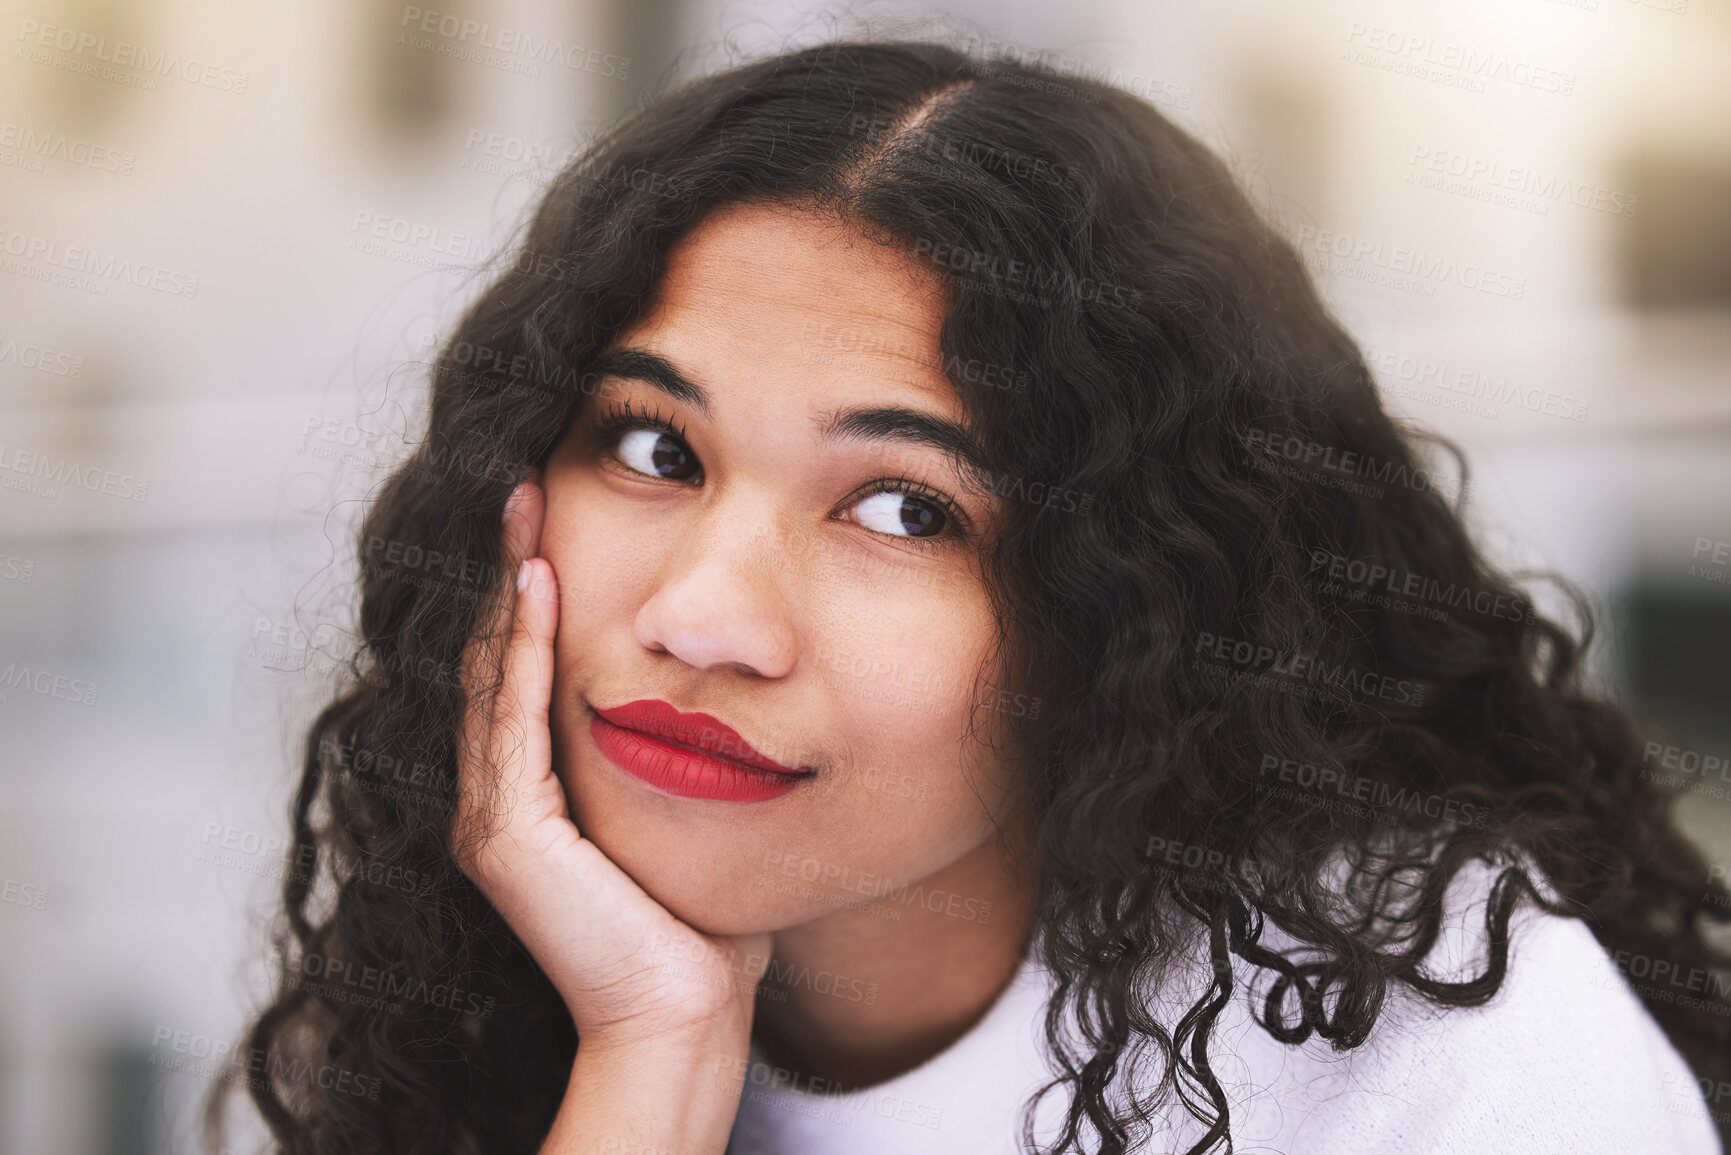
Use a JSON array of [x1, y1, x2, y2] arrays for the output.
[[495, 555, 560, 737], [502, 478, 546, 571], [455, 480, 549, 838], [456, 554, 563, 864], [459, 479, 546, 703]]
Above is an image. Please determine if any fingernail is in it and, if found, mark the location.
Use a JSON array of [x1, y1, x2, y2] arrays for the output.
[[517, 560, 531, 592]]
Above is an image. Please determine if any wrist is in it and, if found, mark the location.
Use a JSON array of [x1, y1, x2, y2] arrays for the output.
[[576, 1009, 752, 1075], [567, 979, 760, 1056], [543, 1014, 755, 1155]]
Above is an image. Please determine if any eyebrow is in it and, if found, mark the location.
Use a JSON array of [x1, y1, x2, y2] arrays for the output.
[[591, 346, 987, 474], [592, 348, 710, 414]]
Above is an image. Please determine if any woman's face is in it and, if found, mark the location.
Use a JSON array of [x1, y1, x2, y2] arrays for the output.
[[540, 201, 1020, 937]]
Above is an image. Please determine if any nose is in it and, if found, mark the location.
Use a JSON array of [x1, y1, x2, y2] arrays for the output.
[[632, 501, 799, 679]]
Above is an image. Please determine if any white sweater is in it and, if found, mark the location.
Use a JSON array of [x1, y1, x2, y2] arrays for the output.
[[727, 865, 1723, 1154]]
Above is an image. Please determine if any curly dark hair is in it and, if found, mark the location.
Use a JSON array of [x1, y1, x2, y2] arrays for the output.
[[213, 38, 1731, 1155]]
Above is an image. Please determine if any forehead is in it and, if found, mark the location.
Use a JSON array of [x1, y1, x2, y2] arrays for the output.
[[619, 201, 959, 414]]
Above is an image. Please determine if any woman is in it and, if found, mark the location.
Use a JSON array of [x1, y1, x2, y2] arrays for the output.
[[221, 40, 1731, 1155]]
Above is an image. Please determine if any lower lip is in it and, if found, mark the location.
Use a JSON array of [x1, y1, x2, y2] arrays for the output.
[[589, 714, 812, 802]]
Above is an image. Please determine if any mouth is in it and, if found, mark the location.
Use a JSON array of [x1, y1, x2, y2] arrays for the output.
[[589, 698, 815, 802]]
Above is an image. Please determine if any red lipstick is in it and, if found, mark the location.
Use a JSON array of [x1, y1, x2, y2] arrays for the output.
[[589, 698, 813, 802]]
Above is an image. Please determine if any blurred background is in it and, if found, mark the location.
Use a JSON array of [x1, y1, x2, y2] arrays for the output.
[[2, 0, 1728, 1151]]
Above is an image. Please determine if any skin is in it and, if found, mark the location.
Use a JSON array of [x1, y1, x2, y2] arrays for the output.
[[454, 201, 1038, 1154]]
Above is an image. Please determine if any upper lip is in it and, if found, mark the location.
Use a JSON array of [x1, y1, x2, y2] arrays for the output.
[[592, 698, 811, 776]]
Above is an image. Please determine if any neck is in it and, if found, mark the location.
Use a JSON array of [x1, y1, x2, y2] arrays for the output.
[[749, 818, 1039, 1089]]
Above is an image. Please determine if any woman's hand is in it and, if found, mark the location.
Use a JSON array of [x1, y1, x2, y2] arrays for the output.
[[452, 478, 772, 1108]]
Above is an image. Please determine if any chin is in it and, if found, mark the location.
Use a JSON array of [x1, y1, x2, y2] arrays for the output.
[[666, 900, 773, 940], [575, 817, 787, 937], [559, 746, 831, 937], [635, 863, 789, 938]]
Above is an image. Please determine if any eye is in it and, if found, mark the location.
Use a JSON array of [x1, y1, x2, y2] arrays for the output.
[[615, 428, 699, 481], [851, 489, 950, 539]]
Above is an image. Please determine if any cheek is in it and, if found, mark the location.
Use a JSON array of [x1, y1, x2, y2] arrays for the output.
[[540, 469, 666, 633], [795, 559, 1014, 844], [806, 546, 1003, 759]]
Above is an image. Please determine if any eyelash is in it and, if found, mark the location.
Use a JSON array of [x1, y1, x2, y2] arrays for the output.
[[591, 398, 689, 446], [587, 400, 970, 548], [851, 473, 971, 548]]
